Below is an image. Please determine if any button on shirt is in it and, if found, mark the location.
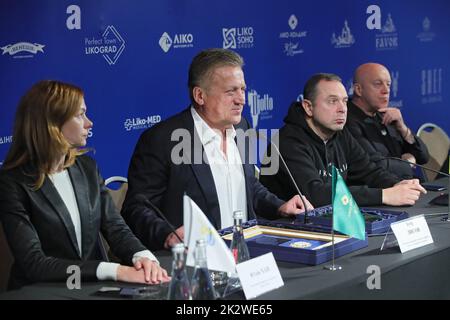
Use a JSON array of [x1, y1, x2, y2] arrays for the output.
[[191, 107, 248, 229]]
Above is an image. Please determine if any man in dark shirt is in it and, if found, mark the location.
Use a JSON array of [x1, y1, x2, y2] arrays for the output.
[[121, 48, 312, 250], [347, 63, 429, 181], [260, 73, 426, 207]]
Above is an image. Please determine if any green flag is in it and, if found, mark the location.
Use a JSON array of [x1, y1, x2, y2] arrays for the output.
[[332, 165, 366, 240]]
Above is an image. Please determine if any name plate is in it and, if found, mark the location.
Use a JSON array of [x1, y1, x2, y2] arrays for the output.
[[236, 252, 284, 299], [390, 215, 434, 253]]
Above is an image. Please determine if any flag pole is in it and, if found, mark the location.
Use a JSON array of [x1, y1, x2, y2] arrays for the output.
[[324, 207, 342, 271], [324, 166, 342, 271]]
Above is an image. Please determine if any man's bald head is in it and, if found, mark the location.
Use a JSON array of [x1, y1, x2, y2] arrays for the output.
[[353, 63, 389, 84], [352, 63, 391, 114]]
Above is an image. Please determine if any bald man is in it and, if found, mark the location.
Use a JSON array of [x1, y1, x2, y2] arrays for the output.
[[346, 63, 429, 182]]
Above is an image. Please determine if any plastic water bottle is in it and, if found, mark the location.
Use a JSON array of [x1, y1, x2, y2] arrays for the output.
[[191, 239, 217, 300], [223, 210, 250, 296], [229, 210, 250, 263], [167, 243, 192, 300]]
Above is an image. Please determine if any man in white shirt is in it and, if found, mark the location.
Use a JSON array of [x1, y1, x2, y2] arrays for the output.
[[122, 48, 313, 250]]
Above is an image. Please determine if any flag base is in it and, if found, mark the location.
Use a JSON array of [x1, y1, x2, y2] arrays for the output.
[[323, 264, 342, 271]]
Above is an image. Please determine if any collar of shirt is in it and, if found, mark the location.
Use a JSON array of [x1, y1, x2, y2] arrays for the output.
[[191, 106, 236, 146]]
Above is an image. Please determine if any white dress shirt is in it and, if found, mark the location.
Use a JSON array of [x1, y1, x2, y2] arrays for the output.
[[49, 170, 158, 281], [191, 107, 248, 229]]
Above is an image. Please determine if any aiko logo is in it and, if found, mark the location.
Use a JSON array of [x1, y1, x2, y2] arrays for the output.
[[159, 32, 194, 53]]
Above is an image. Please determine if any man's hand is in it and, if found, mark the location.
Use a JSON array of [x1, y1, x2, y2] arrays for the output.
[[378, 107, 415, 143], [401, 153, 416, 167], [378, 107, 405, 130], [278, 195, 314, 217], [164, 226, 184, 249], [382, 179, 427, 206], [133, 258, 171, 284]]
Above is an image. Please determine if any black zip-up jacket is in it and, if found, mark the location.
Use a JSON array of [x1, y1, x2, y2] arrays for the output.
[[260, 102, 400, 207], [346, 100, 429, 181]]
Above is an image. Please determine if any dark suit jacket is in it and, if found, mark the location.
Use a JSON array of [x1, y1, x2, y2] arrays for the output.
[[0, 155, 146, 290], [346, 101, 429, 180], [122, 107, 284, 250]]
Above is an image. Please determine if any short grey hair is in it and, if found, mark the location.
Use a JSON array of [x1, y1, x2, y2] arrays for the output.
[[188, 48, 244, 106]]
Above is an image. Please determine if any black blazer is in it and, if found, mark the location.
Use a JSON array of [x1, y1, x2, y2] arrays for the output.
[[346, 101, 429, 180], [122, 107, 284, 250], [0, 155, 146, 290]]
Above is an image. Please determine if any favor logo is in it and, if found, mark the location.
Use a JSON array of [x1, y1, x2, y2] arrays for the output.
[[375, 13, 399, 50]]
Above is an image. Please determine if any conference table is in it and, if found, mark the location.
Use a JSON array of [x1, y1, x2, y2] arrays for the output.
[[1, 185, 449, 300]]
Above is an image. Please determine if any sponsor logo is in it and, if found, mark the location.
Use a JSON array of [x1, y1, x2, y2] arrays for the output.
[[417, 17, 435, 42], [222, 27, 254, 49], [124, 115, 161, 131], [159, 32, 172, 52], [159, 32, 194, 53], [421, 68, 442, 104], [279, 14, 307, 56], [346, 78, 354, 96], [1, 42, 45, 59], [84, 25, 125, 65], [389, 71, 402, 108], [0, 135, 13, 145], [375, 13, 399, 50], [248, 89, 274, 128], [331, 20, 355, 48]]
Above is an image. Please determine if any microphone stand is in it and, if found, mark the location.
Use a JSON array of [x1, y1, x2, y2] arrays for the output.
[[136, 194, 185, 244], [258, 131, 340, 270], [385, 157, 450, 222], [257, 131, 310, 223]]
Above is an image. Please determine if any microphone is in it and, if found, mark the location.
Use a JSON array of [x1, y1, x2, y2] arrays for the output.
[[384, 156, 450, 178], [385, 156, 449, 221], [135, 194, 184, 244], [256, 130, 311, 223]]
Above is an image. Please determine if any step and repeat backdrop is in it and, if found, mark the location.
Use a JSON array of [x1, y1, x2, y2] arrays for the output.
[[1, 0, 449, 179]]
